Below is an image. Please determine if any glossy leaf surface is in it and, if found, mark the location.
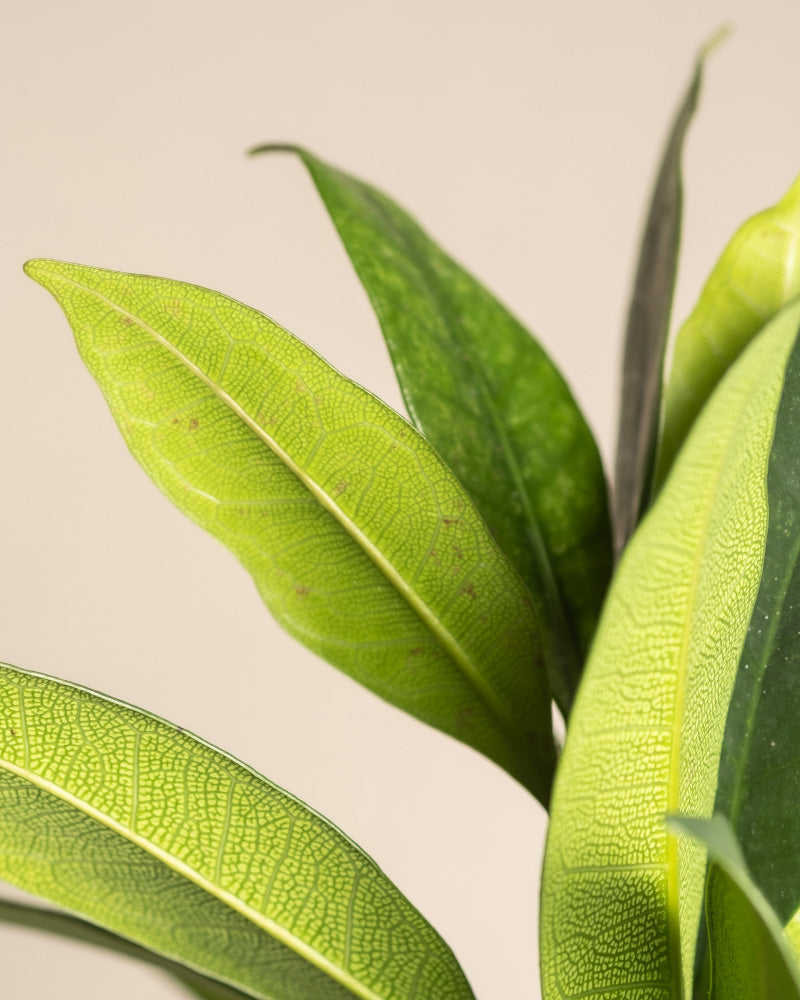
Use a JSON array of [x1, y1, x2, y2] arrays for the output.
[[669, 816, 800, 1000], [25, 259, 554, 802], [656, 170, 800, 488], [250, 144, 611, 713], [0, 662, 476, 1000], [539, 300, 800, 999], [613, 43, 708, 554], [712, 315, 800, 946]]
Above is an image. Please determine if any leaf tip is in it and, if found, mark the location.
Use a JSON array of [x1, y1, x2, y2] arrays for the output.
[[247, 141, 307, 160]]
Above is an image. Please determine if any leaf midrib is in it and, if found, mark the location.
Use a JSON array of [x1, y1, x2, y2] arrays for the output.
[[41, 265, 528, 758], [331, 174, 578, 708], [0, 754, 383, 1000]]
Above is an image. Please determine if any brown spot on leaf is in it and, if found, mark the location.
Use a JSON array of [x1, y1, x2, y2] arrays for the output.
[[334, 481, 349, 495], [189, 418, 199, 431], [453, 545, 463, 560], [120, 316, 134, 327], [295, 586, 309, 598], [455, 706, 475, 732], [461, 582, 477, 599], [171, 418, 180, 425], [443, 518, 460, 526]]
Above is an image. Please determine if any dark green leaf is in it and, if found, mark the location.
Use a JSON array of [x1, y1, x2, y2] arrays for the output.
[[669, 815, 800, 1000], [250, 144, 611, 714], [613, 35, 721, 554], [25, 260, 554, 801], [712, 310, 800, 938]]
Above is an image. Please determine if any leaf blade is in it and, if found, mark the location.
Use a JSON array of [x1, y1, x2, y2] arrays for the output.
[[668, 815, 800, 1000], [655, 170, 800, 490], [613, 36, 719, 554], [0, 899, 254, 1000], [25, 258, 554, 802], [251, 145, 611, 713], [539, 300, 800, 998], [0, 661, 476, 1000]]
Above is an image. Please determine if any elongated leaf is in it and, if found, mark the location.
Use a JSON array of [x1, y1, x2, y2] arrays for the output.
[[249, 145, 611, 713], [655, 170, 800, 490], [0, 662, 476, 1000], [539, 299, 800, 999], [25, 259, 555, 802], [0, 899, 252, 1000], [613, 37, 715, 554], [711, 321, 800, 949], [669, 816, 800, 1000]]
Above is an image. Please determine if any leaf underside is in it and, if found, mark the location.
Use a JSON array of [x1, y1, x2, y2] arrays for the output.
[[0, 662, 476, 1000], [24, 258, 555, 803], [251, 144, 611, 714], [539, 300, 800, 999]]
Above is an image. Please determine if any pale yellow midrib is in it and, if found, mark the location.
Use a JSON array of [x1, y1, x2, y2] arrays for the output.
[[43, 266, 529, 758], [0, 755, 385, 1000]]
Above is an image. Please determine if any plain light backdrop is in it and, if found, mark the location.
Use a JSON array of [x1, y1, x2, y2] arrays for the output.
[[2, 2, 800, 998]]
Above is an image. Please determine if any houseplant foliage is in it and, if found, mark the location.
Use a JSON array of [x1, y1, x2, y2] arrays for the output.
[[4, 39, 800, 1000]]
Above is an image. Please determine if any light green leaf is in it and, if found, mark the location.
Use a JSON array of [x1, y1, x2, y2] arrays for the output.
[[613, 35, 718, 554], [668, 816, 800, 1000], [249, 144, 611, 714], [0, 662, 476, 1000], [710, 319, 800, 948], [24, 259, 555, 803], [539, 299, 800, 999], [0, 898, 252, 1000], [655, 170, 800, 490]]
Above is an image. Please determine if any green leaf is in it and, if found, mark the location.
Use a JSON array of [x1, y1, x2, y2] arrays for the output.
[[0, 662, 476, 1000], [710, 317, 800, 950], [0, 899, 252, 1000], [655, 170, 800, 491], [249, 144, 611, 714], [668, 816, 800, 1000], [539, 299, 800, 999], [24, 259, 555, 803], [613, 34, 720, 554]]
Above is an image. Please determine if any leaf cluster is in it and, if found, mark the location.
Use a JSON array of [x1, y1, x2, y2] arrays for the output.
[[4, 38, 800, 1000]]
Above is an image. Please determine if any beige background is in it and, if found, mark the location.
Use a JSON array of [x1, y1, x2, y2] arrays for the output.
[[2, 1, 800, 997]]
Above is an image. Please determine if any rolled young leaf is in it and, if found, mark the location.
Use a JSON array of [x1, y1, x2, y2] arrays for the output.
[[668, 815, 800, 1000], [24, 260, 555, 803], [250, 144, 611, 714], [613, 36, 718, 554], [655, 169, 800, 489], [0, 661, 477, 1000], [539, 298, 800, 998]]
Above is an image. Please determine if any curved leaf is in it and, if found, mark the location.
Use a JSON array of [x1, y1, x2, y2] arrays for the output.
[[0, 899, 252, 1000], [669, 816, 800, 1000], [0, 662, 476, 1000], [710, 320, 800, 955], [249, 144, 611, 714], [655, 170, 800, 490], [613, 36, 717, 554], [539, 299, 800, 999], [24, 259, 554, 803]]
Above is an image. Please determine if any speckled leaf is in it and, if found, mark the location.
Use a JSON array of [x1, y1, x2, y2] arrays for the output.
[[25, 259, 554, 803], [539, 299, 800, 999], [711, 316, 800, 961], [613, 42, 709, 554], [0, 662, 476, 1000], [669, 816, 800, 1000], [250, 145, 611, 714], [0, 899, 252, 1000], [655, 170, 800, 490]]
